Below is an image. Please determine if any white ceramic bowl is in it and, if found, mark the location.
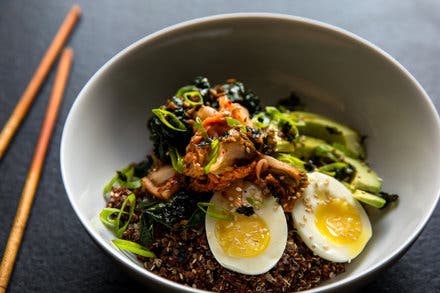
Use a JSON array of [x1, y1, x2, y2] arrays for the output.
[[60, 13, 440, 292]]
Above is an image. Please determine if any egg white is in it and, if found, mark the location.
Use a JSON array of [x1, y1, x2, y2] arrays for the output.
[[205, 182, 288, 275], [292, 172, 372, 263]]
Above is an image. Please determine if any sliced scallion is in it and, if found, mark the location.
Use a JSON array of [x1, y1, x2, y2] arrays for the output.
[[251, 112, 271, 128], [194, 117, 209, 140], [265, 106, 280, 116], [197, 202, 233, 221], [120, 164, 135, 179], [225, 117, 247, 132], [317, 162, 349, 177], [103, 175, 118, 194], [121, 180, 142, 189], [204, 138, 220, 174], [152, 108, 187, 132], [246, 197, 263, 208], [276, 153, 306, 170], [112, 239, 156, 258], [103, 165, 142, 194], [183, 91, 203, 106], [99, 208, 128, 228], [169, 147, 184, 173], [175, 85, 195, 97], [115, 193, 136, 237]]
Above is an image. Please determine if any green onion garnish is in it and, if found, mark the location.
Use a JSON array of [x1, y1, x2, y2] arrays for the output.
[[103, 165, 142, 194], [121, 180, 142, 189], [120, 164, 135, 179], [204, 138, 220, 174], [152, 108, 187, 132], [183, 91, 203, 106], [225, 117, 242, 127], [197, 202, 234, 221], [267, 107, 300, 139], [99, 208, 128, 228], [251, 112, 271, 128], [317, 162, 349, 177], [112, 239, 156, 258], [265, 106, 280, 116], [169, 147, 184, 173], [225, 117, 247, 132], [276, 153, 306, 170], [115, 193, 136, 237], [175, 85, 196, 97], [246, 197, 263, 208], [103, 175, 118, 194], [194, 117, 209, 140]]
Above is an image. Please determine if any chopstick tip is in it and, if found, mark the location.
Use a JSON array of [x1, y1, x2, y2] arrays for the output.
[[63, 47, 74, 58], [72, 4, 82, 17]]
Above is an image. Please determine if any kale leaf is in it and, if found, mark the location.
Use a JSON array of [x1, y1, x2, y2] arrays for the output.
[[148, 110, 192, 162], [138, 191, 207, 246]]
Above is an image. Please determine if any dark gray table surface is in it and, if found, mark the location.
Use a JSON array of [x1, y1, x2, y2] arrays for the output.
[[0, 1, 439, 292]]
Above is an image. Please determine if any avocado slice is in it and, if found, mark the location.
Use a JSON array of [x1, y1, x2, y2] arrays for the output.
[[289, 111, 366, 159], [292, 136, 381, 193], [343, 156, 382, 193], [291, 136, 327, 159], [352, 189, 386, 208]]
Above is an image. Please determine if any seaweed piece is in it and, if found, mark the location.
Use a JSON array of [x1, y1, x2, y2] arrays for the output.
[[236, 205, 255, 216], [134, 156, 154, 178], [378, 192, 399, 208], [193, 76, 211, 97], [221, 80, 262, 115], [277, 91, 304, 111]]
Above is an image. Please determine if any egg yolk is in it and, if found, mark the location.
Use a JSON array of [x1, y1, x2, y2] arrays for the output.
[[315, 198, 362, 245], [215, 214, 270, 258]]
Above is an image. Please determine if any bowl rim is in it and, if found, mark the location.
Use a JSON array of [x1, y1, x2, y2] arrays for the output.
[[60, 12, 440, 292]]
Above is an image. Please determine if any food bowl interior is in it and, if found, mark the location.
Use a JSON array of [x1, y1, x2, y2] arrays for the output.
[[61, 14, 440, 292]]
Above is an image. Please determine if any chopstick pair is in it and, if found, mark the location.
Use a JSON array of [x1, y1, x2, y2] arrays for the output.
[[0, 5, 81, 292]]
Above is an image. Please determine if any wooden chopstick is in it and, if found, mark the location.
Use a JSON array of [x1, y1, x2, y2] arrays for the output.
[[0, 5, 81, 159], [0, 48, 74, 293]]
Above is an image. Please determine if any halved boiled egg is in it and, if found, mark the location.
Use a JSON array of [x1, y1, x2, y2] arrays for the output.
[[292, 172, 372, 262], [292, 172, 372, 263], [205, 182, 287, 275]]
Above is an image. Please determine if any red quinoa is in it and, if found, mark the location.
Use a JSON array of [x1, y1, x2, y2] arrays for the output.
[[108, 187, 345, 292], [141, 215, 344, 292]]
